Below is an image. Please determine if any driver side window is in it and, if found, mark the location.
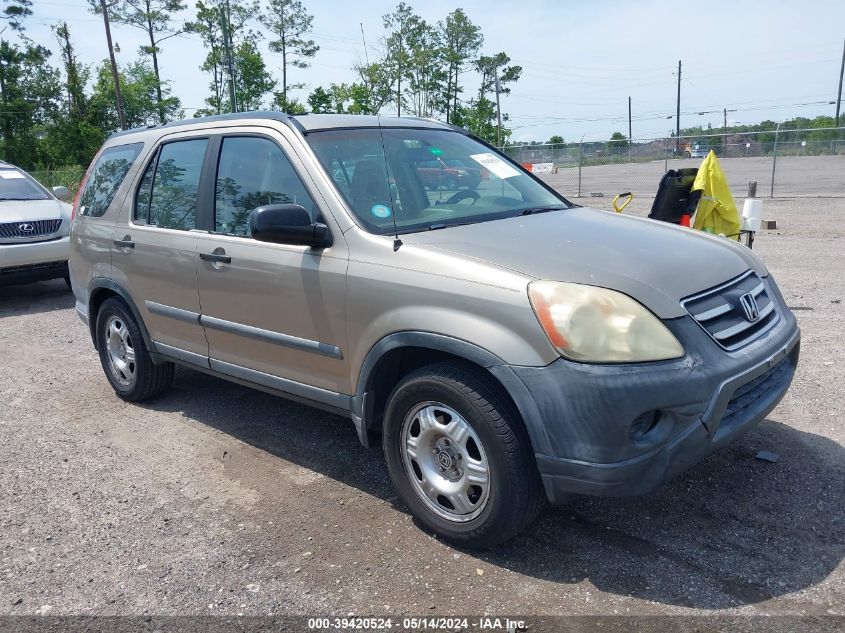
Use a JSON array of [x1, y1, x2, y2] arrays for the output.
[[214, 136, 317, 236]]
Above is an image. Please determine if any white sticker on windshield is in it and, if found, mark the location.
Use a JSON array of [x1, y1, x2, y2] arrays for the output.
[[469, 153, 521, 179], [0, 171, 25, 179]]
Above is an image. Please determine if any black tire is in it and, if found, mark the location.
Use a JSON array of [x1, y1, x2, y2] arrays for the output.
[[95, 297, 174, 402], [383, 362, 545, 548]]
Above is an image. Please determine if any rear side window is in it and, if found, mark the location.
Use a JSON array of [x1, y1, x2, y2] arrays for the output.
[[134, 139, 208, 230], [214, 136, 317, 236], [78, 143, 143, 217]]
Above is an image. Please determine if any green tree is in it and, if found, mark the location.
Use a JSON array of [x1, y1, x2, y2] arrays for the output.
[[89, 59, 182, 131], [1, 0, 31, 31], [0, 39, 61, 168], [87, 0, 186, 123], [40, 22, 104, 168], [474, 52, 521, 100], [273, 94, 305, 113], [187, 0, 260, 115], [307, 85, 332, 113], [234, 39, 274, 110], [608, 131, 629, 153], [405, 14, 442, 117], [453, 97, 508, 145], [382, 2, 416, 117], [346, 82, 375, 114], [438, 8, 482, 123], [260, 0, 317, 110], [548, 135, 564, 145], [352, 61, 391, 114]]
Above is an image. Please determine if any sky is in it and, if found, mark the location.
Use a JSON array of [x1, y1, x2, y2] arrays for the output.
[[25, 0, 845, 143]]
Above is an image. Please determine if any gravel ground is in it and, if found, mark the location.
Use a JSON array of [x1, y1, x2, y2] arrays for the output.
[[0, 197, 843, 623]]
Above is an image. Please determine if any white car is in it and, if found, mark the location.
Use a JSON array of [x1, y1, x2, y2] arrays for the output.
[[0, 161, 72, 287]]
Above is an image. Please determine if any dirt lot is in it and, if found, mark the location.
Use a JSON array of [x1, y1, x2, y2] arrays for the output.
[[1, 197, 843, 624]]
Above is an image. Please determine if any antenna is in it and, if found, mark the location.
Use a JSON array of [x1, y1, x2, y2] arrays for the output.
[[360, 22, 371, 66], [361, 21, 402, 251]]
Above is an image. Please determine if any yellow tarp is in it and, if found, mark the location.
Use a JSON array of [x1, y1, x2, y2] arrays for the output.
[[691, 150, 741, 240]]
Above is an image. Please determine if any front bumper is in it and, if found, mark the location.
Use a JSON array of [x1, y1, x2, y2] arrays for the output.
[[505, 280, 800, 503], [0, 236, 70, 286]]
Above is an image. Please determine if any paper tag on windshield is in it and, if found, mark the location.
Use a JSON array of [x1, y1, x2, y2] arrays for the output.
[[469, 153, 520, 179], [0, 171, 25, 179]]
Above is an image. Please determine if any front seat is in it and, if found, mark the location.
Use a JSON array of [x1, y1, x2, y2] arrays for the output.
[[349, 160, 391, 211]]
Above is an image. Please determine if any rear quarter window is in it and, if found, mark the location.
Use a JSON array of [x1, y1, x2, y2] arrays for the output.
[[78, 142, 143, 217]]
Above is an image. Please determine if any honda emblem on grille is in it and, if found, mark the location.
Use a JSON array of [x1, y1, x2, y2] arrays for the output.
[[18, 223, 34, 233], [739, 292, 760, 322]]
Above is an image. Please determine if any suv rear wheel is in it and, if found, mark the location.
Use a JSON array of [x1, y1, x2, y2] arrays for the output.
[[96, 297, 174, 402], [383, 362, 545, 548]]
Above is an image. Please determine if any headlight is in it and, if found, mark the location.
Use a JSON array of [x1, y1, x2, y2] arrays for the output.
[[528, 281, 684, 363]]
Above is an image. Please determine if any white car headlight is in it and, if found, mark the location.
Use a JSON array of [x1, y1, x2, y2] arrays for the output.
[[528, 281, 684, 363]]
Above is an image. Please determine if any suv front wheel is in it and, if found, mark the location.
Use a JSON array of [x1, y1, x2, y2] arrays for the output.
[[383, 362, 545, 548], [96, 297, 174, 402]]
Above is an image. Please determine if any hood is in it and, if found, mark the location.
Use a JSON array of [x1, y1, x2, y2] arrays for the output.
[[402, 207, 764, 319], [0, 198, 70, 223]]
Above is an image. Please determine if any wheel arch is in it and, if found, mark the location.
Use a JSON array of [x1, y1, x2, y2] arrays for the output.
[[87, 279, 160, 361], [351, 332, 547, 456]]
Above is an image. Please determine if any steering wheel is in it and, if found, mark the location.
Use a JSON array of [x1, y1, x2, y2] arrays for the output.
[[443, 189, 480, 205]]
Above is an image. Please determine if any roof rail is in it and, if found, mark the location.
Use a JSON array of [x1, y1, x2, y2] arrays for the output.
[[108, 110, 293, 139]]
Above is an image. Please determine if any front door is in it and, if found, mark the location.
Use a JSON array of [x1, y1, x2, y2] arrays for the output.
[[195, 132, 350, 400], [111, 135, 211, 363]]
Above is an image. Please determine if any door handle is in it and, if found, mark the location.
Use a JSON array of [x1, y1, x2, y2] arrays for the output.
[[199, 252, 231, 264], [113, 236, 134, 249]]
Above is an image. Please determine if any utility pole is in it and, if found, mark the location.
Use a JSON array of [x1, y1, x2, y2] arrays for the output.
[[675, 59, 682, 154], [722, 108, 736, 156], [836, 38, 844, 127], [100, 0, 126, 130], [220, 2, 237, 114], [628, 96, 632, 162], [494, 66, 502, 148]]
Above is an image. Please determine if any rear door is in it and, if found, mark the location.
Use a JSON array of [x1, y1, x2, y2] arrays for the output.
[[110, 133, 212, 364], [70, 142, 144, 289], [194, 129, 350, 397]]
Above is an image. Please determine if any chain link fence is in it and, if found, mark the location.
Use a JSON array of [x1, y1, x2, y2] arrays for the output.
[[29, 166, 85, 198], [501, 127, 845, 199]]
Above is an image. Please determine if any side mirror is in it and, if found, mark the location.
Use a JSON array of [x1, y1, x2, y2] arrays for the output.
[[250, 204, 331, 248], [52, 185, 69, 201]]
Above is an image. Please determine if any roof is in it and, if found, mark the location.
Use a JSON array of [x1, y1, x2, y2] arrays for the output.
[[294, 114, 451, 132], [108, 111, 453, 140]]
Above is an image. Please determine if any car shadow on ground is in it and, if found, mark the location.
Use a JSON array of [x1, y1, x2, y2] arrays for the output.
[[0, 280, 74, 317], [150, 366, 843, 610]]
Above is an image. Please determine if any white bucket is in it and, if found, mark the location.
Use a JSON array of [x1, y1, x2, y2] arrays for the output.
[[741, 198, 762, 232]]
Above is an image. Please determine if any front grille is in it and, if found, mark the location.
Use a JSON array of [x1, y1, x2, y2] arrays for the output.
[[715, 353, 795, 439], [682, 270, 780, 351], [0, 260, 67, 275], [0, 218, 63, 239], [723, 356, 792, 421]]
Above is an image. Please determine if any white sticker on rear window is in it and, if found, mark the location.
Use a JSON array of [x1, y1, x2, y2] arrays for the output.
[[0, 170, 25, 179], [469, 153, 521, 179]]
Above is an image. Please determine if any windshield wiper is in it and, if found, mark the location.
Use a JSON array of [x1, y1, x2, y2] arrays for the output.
[[427, 221, 473, 231], [517, 205, 568, 216]]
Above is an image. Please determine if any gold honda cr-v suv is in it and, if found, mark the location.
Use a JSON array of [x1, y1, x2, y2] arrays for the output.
[[70, 113, 799, 547]]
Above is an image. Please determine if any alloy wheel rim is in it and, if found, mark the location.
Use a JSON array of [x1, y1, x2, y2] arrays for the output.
[[105, 315, 136, 386], [400, 401, 490, 523]]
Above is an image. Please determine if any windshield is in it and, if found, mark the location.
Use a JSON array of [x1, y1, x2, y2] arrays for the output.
[[0, 168, 50, 201], [306, 128, 569, 234]]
